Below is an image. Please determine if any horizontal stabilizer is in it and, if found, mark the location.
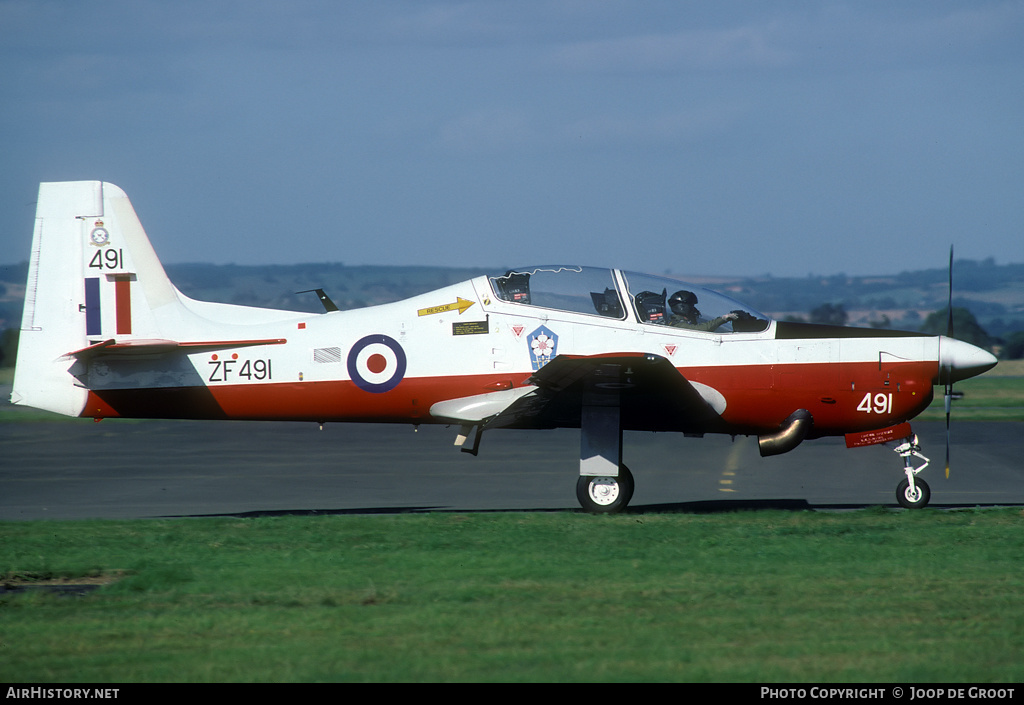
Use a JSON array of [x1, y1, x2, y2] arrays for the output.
[[68, 337, 287, 360]]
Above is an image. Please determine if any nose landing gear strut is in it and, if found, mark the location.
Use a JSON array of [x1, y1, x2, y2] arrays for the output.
[[894, 434, 931, 509]]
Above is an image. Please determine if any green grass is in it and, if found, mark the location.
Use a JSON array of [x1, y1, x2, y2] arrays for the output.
[[918, 364, 1024, 421], [2, 509, 1023, 682]]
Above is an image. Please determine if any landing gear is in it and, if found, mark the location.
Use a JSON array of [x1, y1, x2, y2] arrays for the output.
[[576, 362, 632, 513], [893, 434, 932, 509], [896, 476, 931, 509], [577, 465, 634, 514]]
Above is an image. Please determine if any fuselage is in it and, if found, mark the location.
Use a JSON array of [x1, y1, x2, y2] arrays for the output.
[[76, 265, 991, 439]]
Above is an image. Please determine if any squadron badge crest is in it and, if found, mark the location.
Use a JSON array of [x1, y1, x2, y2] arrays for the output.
[[527, 325, 558, 370], [90, 220, 109, 246]]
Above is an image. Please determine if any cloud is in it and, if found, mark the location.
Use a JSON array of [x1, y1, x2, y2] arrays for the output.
[[563, 102, 746, 147], [543, 3, 1024, 78], [549, 23, 797, 74], [435, 108, 534, 153]]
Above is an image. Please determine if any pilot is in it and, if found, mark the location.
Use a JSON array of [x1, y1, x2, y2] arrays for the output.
[[667, 290, 739, 331]]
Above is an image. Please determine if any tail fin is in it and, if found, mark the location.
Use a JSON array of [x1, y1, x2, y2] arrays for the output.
[[11, 181, 297, 417], [13, 181, 173, 415]]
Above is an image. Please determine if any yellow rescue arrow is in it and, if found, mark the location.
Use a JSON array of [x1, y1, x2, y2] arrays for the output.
[[417, 297, 476, 317]]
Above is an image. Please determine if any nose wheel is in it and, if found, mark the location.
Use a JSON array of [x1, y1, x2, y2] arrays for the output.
[[894, 434, 932, 509], [896, 476, 931, 509]]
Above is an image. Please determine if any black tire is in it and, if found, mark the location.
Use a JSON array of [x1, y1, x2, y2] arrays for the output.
[[576, 464, 634, 514], [896, 477, 931, 509]]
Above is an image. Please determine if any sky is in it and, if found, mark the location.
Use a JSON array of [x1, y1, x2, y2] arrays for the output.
[[1, 0, 1022, 279]]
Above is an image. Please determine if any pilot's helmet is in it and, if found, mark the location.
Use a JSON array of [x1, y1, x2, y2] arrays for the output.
[[668, 290, 698, 315]]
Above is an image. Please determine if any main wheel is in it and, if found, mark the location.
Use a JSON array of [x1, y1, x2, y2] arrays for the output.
[[896, 477, 931, 509], [576, 464, 634, 514]]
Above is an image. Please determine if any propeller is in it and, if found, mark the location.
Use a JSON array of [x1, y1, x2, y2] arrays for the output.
[[944, 246, 953, 478]]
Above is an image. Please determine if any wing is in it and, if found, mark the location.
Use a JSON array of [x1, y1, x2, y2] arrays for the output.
[[431, 353, 728, 434]]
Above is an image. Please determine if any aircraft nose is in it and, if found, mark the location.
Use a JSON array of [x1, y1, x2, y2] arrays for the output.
[[938, 336, 998, 384]]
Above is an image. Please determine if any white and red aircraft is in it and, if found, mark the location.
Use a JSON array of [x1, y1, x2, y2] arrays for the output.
[[12, 181, 997, 512]]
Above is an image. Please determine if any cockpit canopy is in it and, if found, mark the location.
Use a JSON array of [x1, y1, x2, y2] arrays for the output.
[[489, 266, 769, 334]]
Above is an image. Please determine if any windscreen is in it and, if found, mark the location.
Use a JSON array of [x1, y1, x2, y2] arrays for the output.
[[620, 271, 769, 333]]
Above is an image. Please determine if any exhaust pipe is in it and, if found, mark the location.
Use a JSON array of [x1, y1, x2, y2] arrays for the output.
[[758, 409, 813, 457]]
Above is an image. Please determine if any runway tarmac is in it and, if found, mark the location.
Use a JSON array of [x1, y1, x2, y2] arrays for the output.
[[3, 404, 1022, 520]]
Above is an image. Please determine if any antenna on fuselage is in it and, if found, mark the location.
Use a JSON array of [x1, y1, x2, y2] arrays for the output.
[[296, 288, 340, 313]]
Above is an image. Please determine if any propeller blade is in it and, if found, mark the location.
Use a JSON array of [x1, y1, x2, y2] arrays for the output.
[[945, 245, 953, 479], [947, 245, 954, 338], [945, 388, 951, 478]]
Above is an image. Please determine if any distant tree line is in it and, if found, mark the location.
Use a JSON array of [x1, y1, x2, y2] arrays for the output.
[[782, 303, 1019, 356], [0, 328, 17, 368]]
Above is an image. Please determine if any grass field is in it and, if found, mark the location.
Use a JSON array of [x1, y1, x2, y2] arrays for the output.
[[2, 509, 1023, 682]]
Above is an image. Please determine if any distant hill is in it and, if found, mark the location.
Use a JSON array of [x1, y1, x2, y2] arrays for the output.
[[2, 259, 1023, 339]]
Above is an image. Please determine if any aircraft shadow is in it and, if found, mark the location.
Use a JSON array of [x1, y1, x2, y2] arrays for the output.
[[165, 501, 811, 518], [628, 500, 1023, 513], [164, 498, 1023, 519]]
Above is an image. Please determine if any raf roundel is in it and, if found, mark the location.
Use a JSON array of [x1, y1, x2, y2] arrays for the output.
[[347, 334, 407, 393]]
